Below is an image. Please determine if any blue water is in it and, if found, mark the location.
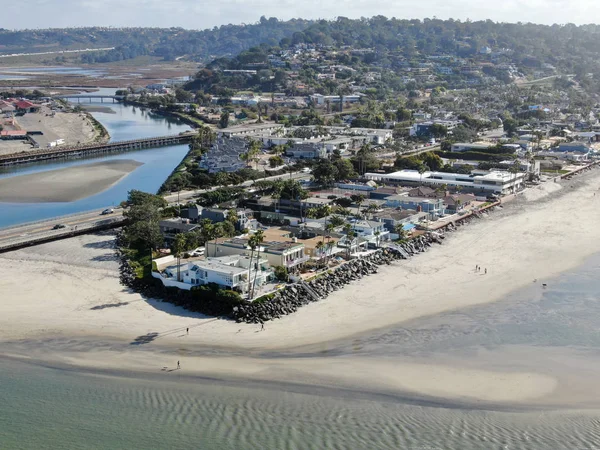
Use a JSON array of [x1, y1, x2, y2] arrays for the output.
[[0, 102, 191, 228]]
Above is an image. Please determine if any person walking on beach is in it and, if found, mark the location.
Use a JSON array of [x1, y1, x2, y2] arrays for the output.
[[186, 327, 189, 335], [261, 323, 265, 331], [177, 361, 180, 369], [485, 268, 487, 274]]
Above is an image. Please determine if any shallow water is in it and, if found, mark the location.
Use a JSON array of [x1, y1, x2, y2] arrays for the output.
[[2, 359, 600, 450], [3, 254, 600, 448]]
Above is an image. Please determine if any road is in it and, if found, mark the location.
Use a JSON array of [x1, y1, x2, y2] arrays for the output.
[[0, 208, 125, 252], [0, 171, 311, 252]]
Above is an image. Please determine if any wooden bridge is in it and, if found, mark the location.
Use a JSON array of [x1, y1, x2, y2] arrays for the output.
[[0, 132, 196, 166]]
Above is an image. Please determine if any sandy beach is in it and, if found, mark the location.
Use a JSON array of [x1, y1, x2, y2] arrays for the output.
[[0, 159, 143, 202], [2, 169, 600, 405]]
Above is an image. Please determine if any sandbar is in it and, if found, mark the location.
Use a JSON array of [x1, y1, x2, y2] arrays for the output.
[[0, 159, 143, 203]]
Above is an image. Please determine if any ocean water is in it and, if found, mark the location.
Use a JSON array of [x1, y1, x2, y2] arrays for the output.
[[3, 256, 600, 448]]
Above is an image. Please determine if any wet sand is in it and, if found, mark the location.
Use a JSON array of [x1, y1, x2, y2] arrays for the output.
[[0, 159, 143, 203], [1, 169, 600, 406]]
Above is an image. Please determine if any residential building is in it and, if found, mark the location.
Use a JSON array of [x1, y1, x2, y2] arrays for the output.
[[558, 141, 592, 153], [284, 142, 327, 159], [443, 193, 476, 213], [159, 218, 199, 242], [384, 196, 445, 218], [350, 220, 390, 246], [199, 136, 248, 173], [157, 254, 273, 294], [369, 187, 400, 200], [371, 209, 426, 232], [205, 237, 308, 270], [201, 208, 252, 231]]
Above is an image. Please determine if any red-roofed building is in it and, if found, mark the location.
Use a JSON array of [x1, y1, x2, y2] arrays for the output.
[[14, 100, 40, 113], [0, 130, 27, 140]]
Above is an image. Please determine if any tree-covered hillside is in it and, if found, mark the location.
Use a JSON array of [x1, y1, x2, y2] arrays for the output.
[[184, 17, 600, 96], [0, 17, 313, 63]]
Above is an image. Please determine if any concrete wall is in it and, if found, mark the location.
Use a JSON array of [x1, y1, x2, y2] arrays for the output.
[[151, 271, 192, 290]]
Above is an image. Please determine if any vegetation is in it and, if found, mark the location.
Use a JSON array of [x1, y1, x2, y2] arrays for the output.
[[0, 19, 313, 64]]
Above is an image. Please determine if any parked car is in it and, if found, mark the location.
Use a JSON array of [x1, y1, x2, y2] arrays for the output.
[[189, 247, 205, 257], [52, 224, 67, 230], [101, 208, 114, 215]]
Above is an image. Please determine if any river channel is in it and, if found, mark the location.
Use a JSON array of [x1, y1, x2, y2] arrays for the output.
[[0, 92, 192, 228]]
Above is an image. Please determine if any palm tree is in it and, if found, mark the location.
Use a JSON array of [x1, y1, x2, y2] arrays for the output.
[[247, 235, 258, 296], [394, 224, 407, 241], [305, 208, 318, 221], [351, 194, 365, 217], [315, 240, 325, 266], [173, 233, 188, 281], [363, 203, 379, 220], [342, 223, 355, 258], [509, 158, 521, 194], [250, 230, 265, 299]]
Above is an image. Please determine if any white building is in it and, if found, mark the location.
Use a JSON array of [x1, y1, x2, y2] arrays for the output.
[[351, 220, 390, 246], [451, 142, 493, 152], [364, 169, 526, 194], [310, 94, 361, 105], [156, 254, 273, 295]]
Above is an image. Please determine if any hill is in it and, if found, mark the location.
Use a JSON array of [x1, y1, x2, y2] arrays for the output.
[[183, 17, 600, 96], [0, 17, 313, 64]]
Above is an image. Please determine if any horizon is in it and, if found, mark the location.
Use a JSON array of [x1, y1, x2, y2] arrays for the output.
[[0, 1, 598, 31]]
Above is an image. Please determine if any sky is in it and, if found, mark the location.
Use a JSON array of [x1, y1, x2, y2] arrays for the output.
[[0, 0, 594, 30]]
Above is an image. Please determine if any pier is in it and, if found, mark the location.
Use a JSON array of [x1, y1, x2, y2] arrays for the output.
[[0, 132, 196, 166]]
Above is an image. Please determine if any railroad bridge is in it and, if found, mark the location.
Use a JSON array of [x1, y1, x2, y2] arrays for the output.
[[53, 94, 125, 103]]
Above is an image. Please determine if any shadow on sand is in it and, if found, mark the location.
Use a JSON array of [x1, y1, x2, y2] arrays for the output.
[[90, 301, 129, 310], [129, 318, 221, 345]]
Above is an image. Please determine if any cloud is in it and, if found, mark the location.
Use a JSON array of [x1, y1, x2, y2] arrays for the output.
[[1, 0, 599, 29]]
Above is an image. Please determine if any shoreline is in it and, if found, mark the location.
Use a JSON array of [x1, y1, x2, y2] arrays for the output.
[[2, 167, 600, 407]]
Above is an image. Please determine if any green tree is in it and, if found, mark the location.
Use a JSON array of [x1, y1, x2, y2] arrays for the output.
[[350, 194, 365, 217], [219, 112, 230, 129], [312, 159, 339, 186]]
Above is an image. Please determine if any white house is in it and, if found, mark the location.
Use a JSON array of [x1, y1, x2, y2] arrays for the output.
[[156, 254, 273, 295], [351, 220, 390, 246]]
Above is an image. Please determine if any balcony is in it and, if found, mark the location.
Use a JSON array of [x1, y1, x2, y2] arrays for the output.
[[285, 256, 310, 268]]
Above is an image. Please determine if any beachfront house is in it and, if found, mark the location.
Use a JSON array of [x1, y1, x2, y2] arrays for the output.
[[155, 254, 273, 295], [350, 220, 390, 247], [205, 237, 308, 271], [384, 196, 445, 218], [443, 193, 476, 213], [371, 209, 426, 233]]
